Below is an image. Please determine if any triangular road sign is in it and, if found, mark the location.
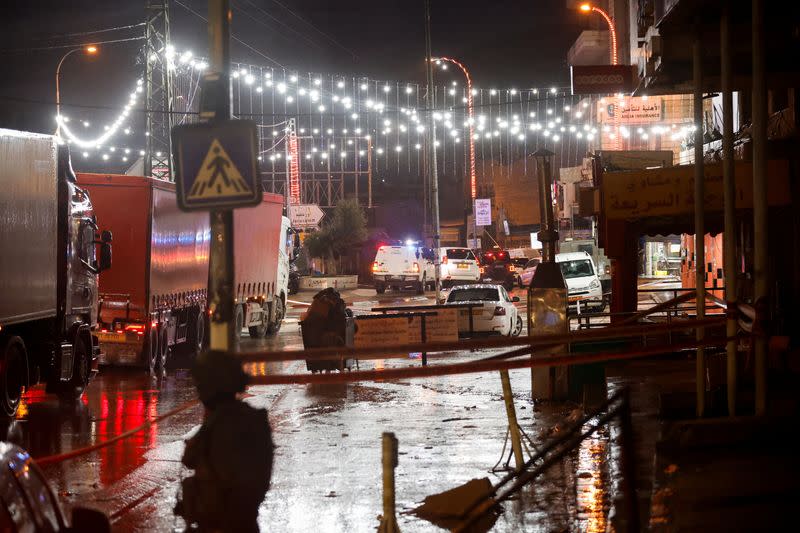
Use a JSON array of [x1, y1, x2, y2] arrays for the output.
[[187, 138, 252, 200]]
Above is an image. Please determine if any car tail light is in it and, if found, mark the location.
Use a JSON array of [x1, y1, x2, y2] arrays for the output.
[[493, 306, 506, 316], [412, 262, 420, 273], [125, 324, 146, 334], [442, 256, 448, 264], [372, 261, 380, 272], [480, 266, 486, 274]]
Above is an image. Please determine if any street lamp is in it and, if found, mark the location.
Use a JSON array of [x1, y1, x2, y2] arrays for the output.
[[432, 56, 478, 248], [55, 45, 98, 136], [579, 3, 618, 65]]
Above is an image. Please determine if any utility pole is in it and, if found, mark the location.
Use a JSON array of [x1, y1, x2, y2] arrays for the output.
[[206, 0, 236, 351], [424, 0, 442, 301], [144, 0, 174, 180], [693, 27, 706, 418]]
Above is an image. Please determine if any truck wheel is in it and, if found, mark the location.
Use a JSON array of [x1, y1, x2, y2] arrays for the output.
[[375, 284, 386, 294], [57, 330, 91, 401], [248, 307, 268, 339], [267, 297, 284, 335], [0, 336, 27, 418], [146, 327, 161, 377], [416, 278, 425, 294], [234, 305, 244, 340]]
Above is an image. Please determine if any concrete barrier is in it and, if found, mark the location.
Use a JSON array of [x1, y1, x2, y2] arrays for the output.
[[298, 275, 359, 291]]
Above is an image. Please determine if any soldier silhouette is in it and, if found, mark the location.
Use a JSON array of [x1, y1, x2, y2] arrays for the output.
[[175, 351, 274, 532]]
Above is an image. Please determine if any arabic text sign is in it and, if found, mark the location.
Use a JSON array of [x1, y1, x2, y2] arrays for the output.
[[353, 316, 409, 348], [408, 309, 459, 344], [597, 97, 663, 124], [570, 65, 636, 94], [290, 204, 324, 228], [475, 198, 492, 226], [602, 160, 791, 220]]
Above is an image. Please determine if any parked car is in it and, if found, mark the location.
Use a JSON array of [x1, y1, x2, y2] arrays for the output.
[[519, 258, 541, 287], [439, 247, 481, 287], [372, 244, 435, 294], [510, 258, 529, 286], [0, 442, 110, 532], [445, 284, 522, 337], [479, 249, 516, 290], [556, 251, 605, 313]]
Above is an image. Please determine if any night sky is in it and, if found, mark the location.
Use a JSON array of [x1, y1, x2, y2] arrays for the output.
[[0, 0, 585, 134]]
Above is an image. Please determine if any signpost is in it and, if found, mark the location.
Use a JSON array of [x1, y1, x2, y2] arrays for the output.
[[289, 203, 325, 228], [169, 0, 243, 352], [475, 198, 491, 226], [172, 120, 261, 211]]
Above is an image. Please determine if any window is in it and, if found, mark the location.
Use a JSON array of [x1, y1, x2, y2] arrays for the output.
[[445, 249, 475, 261], [525, 259, 541, 269], [447, 288, 499, 303], [79, 222, 96, 267], [559, 259, 594, 279]]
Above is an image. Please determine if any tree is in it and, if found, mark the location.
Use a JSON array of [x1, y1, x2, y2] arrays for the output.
[[302, 199, 367, 274]]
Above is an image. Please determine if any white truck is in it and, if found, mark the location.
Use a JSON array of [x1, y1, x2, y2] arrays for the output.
[[0, 129, 112, 416]]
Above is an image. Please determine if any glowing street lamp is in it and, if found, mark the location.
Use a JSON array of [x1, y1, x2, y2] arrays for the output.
[[432, 57, 476, 202], [432, 56, 479, 248], [579, 3, 618, 65], [55, 45, 98, 136]]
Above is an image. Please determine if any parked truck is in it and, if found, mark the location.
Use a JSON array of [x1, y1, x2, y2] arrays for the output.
[[0, 129, 112, 417], [76, 173, 290, 373], [232, 193, 292, 340]]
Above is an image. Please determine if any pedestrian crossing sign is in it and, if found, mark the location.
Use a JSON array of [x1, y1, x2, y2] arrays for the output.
[[172, 120, 261, 211]]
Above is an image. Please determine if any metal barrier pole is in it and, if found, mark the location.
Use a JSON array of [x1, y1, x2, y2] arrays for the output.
[[752, 0, 768, 416], [693, 30, 707, 418], [499, 370, 525, 471], [421, 315, 428, 367], [721, 4, 738, 416], [378, 432, 400, 533], [619, 389, 640, 531]]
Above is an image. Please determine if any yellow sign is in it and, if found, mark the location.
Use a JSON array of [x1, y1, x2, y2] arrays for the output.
[[602, 160, 790, 220], [187, 139, 252, 200]]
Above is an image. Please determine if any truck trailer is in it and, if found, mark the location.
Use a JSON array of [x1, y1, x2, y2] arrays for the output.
[[0, 129, 112, 417], [77, 173, 290, 372]]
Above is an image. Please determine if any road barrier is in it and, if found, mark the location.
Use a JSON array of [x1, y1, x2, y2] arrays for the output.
[[453, 388, 639, 532], [237, 316, 726, 364], [246, 335, 736, 386]]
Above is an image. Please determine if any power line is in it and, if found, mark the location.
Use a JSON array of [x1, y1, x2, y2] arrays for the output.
[[265, 0, 358, 60], [0, 36, 145, 54], [174, 0, 284, 67], [31, 23, 146, 42], [233, 0, 327, 56]]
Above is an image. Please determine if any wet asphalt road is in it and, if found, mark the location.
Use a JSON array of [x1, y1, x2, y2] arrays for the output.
[[2, 285, 620, 532]]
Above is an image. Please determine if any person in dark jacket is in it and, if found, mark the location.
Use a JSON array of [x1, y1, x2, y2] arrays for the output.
[[176, 351, 274, 532]]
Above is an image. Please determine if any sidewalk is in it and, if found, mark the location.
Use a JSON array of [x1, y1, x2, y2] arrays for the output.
[[608, 354, 800, 532]]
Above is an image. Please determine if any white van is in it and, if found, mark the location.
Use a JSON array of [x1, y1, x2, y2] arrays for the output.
[[372, 245, 435, 294], [556, 251, 604, 313], [439, 247, 480, 287]]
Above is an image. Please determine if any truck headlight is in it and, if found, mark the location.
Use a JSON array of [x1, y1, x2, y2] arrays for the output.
[[589, 279, 601, 290]]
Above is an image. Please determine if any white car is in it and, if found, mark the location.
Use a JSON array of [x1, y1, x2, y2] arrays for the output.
[[556, 251, 604, 313], [372, 244, 436, 294], [439, 247, 480, 287], [445, 284, 523, 336]]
